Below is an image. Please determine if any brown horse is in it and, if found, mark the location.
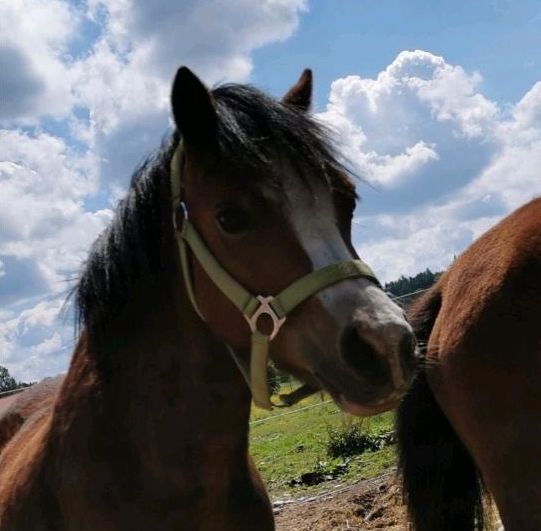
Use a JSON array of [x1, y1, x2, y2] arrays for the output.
[[397, 198, 541, 531], [0, 68, 416, 530]]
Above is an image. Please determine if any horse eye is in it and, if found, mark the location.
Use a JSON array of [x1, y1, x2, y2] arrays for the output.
[[215, 205, 252, 236]]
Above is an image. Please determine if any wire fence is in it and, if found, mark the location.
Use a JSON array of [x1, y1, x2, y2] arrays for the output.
[[0, 387, 30, 399], [390, 287, 429, 301], [250, 399, 333, 426]]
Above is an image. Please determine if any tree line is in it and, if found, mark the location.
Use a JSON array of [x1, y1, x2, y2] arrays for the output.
[[0, 366, 33, 393], [384, 268, 442, 297]]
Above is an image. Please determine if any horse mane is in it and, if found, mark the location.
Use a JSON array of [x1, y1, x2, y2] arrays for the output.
[[210, 84, 355, 194], [74, 136, 177, 333], [74, 83, 355, 333]]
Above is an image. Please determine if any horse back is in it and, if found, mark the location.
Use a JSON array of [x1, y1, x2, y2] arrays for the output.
[[0, 376, 64, 529], [0, 375, 64, 456], [426, 197, 541, 359]]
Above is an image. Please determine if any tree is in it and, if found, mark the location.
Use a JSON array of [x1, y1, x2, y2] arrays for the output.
[[384, 268, 442, 297], [0, 366, 31, 393], [0, 366, 18, 392]]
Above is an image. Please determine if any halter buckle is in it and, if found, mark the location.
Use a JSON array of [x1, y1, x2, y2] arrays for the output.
[[245, 296, 286, 340], [174, 201, 189, 233]]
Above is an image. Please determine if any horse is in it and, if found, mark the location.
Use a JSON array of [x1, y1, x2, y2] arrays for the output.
[[397, 197, 541, 531], [0, 67, 417, 530]]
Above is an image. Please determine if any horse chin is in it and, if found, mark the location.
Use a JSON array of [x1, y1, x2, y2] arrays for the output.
[[313, 371, 401, 417], [335, 393, 399, 417]]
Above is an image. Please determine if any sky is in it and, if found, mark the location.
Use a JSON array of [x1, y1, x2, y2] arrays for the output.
[[1, 0, 540, 382]]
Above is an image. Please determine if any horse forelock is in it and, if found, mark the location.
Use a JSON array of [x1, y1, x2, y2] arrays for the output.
[[210, 83, 356, 199]]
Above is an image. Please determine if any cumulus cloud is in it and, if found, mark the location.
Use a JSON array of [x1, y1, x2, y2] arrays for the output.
[[318, 50, 500, 211], [0, 133, 106, 380], [318, 51, 541, 282], [87, 0, 306, 82], [0, 0, 78, 123], [0, 298, 74, 382], [68, 0, 308, 187], [0, 130, 112, 304]]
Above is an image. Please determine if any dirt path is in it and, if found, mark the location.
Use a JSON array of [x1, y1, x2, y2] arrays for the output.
[[274, 472, 504, 531], [274, 471, 409, 531]]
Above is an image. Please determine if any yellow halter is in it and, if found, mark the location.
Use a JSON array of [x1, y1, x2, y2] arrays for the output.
[[170, 144, 380, 409]]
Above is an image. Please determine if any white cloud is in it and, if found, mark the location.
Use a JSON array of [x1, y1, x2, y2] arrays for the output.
[[0, 298, 73, 382], [0, 0, 78, 123], [0, 130, 112, 303], [355, 206, 500, 283], [3, 0, 535, 389], [70, 40, 168, 136], [70, 0, 308, 187], [512, 81, 541, 130], [358, 141, 439, 188], [318, 50, 500, 197], [415, 61, 498, 138], [357, 227, 457, 283], [87, 0, 306, 81], [2, 0, 309, 158], [321, 51, 541, 283]]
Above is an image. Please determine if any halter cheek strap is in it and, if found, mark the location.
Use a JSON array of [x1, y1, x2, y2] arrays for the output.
[[170, 143, 380, 410]]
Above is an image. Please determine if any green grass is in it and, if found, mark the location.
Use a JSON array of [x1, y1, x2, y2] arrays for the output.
[[249, 388, 397, 499]]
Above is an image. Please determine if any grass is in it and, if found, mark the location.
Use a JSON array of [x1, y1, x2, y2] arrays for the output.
[[249, 387, 505, 529], [249, 386, 397, 499]]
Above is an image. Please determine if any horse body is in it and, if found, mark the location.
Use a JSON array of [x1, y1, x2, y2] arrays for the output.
[[1, 318, 272, 530], [398, 197, 541, 531]]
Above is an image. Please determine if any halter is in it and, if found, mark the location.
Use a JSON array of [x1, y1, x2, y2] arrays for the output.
[[170, 143, 380, 410]]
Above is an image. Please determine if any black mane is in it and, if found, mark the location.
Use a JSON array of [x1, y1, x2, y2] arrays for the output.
[[211, 84, 353, 188], [75, 83, 354, 329]]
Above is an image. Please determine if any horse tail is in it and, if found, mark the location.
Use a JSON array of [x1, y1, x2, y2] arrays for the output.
[[396, 289, 485, 531]]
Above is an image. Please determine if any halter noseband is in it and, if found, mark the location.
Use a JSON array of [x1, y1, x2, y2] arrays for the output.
[[170, 143, 380, 410]]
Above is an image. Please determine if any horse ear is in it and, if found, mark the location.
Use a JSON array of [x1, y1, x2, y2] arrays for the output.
[[171, 66, 217, 148], [282, 69, 312, 111]]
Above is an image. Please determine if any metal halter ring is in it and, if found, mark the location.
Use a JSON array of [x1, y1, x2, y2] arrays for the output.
[[244, 296, 286, 340], [174, 201, 189, 232]]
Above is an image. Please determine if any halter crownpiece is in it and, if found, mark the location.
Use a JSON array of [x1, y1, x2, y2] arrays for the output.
[[170, 143, 380, 410]]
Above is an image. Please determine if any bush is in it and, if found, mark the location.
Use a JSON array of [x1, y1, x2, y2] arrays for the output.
[[326, 421, 396, 458]]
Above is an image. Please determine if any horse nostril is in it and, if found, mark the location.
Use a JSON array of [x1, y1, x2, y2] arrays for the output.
[[340, 325, 389, 386]]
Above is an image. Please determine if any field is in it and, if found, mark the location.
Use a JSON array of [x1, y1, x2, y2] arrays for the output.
[[249, 388, 503, 530], [249, 387, 397, 500]]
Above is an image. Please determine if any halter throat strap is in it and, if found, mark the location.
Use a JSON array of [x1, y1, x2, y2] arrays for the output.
[[170, 143, 380, 409]]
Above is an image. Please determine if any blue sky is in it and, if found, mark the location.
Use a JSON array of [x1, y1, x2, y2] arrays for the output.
[[255, 0, 541, 106], [1, 0, 540, 381]]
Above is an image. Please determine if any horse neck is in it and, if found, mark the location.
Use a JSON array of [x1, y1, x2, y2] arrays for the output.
[[61, 252, 253, 486]]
